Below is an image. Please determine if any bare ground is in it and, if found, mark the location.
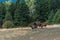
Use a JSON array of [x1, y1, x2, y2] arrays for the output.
[[0, 24, 60, 40]]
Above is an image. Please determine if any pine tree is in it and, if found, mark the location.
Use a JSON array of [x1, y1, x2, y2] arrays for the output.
[[14, 0, 30, 26], [35, 0, 49, 22], [25, 0, 36, 21], [0, 3, 4, 28], [2, 0, 14, 28], [52, 9, 60, 24]]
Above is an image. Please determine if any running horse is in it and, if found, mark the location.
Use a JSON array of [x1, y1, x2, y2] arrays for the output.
[[30, 21, 47, 29]]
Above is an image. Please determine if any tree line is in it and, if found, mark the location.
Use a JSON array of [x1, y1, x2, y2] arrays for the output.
[[0, 0, 60, 28]]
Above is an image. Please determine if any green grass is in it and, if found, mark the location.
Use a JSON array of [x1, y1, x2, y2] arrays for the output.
[[0, 28, 60, 40]]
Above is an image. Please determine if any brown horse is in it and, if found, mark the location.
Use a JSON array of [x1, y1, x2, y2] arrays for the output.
[[30, 21, 47, 29]]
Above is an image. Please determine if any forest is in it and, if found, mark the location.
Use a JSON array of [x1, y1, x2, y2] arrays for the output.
[[0, 0, 60, 28]]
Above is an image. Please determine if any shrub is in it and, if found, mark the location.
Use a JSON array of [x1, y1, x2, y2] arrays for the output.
[[2, 21, 14, 28]]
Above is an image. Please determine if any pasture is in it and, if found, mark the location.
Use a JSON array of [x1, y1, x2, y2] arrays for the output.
[[0, 25, 60, 40]]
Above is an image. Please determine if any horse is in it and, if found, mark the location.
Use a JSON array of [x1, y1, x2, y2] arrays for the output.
[[30, 21, 47, 29], [30, 22, 37, 29]]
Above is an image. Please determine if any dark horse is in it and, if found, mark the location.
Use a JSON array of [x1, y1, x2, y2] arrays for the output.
[[30, 21, 47, 29]]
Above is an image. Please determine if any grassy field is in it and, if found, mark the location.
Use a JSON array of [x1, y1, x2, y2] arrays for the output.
[[0, 27, 60, 40]]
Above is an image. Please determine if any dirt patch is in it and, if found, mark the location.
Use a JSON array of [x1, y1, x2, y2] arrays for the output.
[[0, 24, 60, 32], [46, 24, 60, 28], [0, 25, 60, 40]]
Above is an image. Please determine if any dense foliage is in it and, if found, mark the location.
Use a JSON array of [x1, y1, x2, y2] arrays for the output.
[[0, 0, 60, 28]]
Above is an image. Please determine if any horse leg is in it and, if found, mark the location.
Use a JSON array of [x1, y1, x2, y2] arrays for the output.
[[31, 25, 38, 29], [30, 25, 35, 29], [41, 26, 43, 28], [44, 24, 47, 28]]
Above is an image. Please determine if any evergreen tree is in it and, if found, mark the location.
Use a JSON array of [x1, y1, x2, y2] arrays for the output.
[[25, 0, 36, 21], [35, 0, 49, 22], [52, 9, 60, 24], [14, 0, 30, 26], [0, 3, 3, 28], [2, 0, 14, 28]]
